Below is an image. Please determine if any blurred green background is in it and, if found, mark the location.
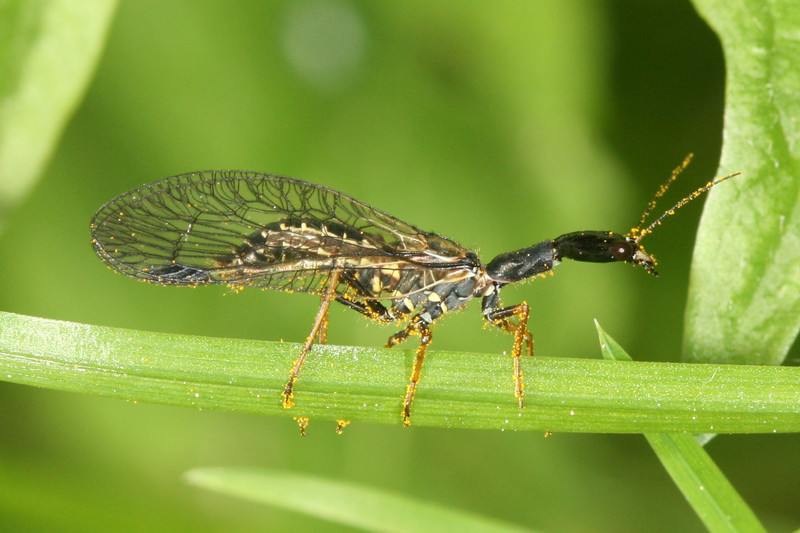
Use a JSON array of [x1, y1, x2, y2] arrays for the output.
[[1, 1, 798, 531]]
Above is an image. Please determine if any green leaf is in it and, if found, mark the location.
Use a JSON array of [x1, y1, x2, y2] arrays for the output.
[[186, 468, 533, 533], [0, 0, 116, 230], [596, 322, 766, 533], [2, 311, 800, 433], [685, 0, 800, 365]]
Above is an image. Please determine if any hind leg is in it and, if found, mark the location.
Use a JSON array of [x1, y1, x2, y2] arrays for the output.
[[282, 270, 341, 408]]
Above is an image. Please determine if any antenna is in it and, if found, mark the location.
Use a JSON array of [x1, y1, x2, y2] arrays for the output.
[[628, 154, 741, 243]]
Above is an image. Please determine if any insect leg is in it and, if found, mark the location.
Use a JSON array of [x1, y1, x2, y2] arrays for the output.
[[335, 296, 396, 323], [386, 315, 433, 426], [317, 306, 330, 344], [483, 295, 532, 409], [282, 269, 342, 409]]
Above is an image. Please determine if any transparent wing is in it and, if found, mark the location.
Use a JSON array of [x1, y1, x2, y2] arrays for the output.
[[91, 171, 471, 295]]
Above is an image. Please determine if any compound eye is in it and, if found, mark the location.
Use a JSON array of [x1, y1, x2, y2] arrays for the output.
[[609, 241, 634, 261]]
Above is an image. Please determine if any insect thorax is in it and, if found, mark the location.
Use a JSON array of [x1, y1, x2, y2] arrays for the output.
[[217, 217, 484, 324]]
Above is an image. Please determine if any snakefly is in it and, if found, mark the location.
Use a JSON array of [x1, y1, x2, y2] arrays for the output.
[[91, 155, 738, 425]]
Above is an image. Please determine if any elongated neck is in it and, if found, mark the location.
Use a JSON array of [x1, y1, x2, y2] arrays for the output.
[[484, 240, 556, 283], [484, 231, 641, 283]]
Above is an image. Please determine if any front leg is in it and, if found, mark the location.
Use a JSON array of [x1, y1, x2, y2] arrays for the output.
[[482, 288, 532, 408]]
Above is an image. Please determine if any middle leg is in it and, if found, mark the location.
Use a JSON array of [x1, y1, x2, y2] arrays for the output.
[[386, 315, 433, 426]]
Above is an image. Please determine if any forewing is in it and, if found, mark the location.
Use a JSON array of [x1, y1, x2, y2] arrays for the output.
[[91, 171, 470, 294]]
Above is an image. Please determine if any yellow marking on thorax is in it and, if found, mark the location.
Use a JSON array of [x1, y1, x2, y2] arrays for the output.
[[383, 267, 402, 282], [371, 272, 383, 294]]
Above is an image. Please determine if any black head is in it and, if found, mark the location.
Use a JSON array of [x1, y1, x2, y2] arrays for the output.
[[549, 155, 740, 279], [553, 231, 658, 275]]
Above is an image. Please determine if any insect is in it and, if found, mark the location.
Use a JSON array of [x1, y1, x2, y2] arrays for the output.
[[91, 154, 738, 425]]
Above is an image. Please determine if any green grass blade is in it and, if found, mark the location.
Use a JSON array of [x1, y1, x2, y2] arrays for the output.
[[186, 468, 532, 533], [685, 0, 800, 365], [644, 436, 765, 533], [597, 322, 766, 533], [2, 311, 800, 433], [0, 0, 116, 230]]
